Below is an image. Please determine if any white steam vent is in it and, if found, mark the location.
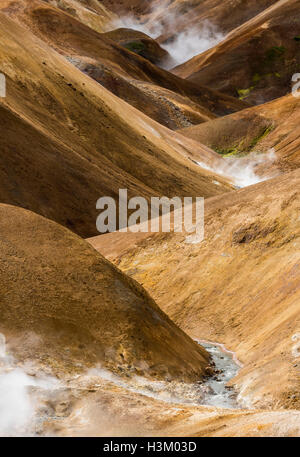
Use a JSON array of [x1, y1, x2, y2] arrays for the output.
[[112, 14, 224, 68]]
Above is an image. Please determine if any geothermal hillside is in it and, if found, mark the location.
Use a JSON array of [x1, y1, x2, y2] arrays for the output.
[[0, 0, 299, 438]]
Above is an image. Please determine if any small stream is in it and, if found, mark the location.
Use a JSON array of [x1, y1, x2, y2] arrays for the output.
[[198, 341, 242, 409]]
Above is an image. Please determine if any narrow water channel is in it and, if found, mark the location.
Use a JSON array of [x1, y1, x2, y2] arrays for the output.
[[198, 341, 242, 409]]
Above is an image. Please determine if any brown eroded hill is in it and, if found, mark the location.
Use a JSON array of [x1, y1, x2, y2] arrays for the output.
[[0, 0, 299, 438], [180, 93, 300, 175], [0, 0, 248, 130], [42, 0, 117, 32], [174, 0, 300, 105], [90, 170, 300, 410], [0, 203, 211, 382], [0, 11, 235, 238]]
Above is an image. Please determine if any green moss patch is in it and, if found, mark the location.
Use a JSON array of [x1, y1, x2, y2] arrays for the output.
[[124, 41, 146, 53], [237, 86, 255, 100], [214, 125, 274, 157], [249, 126, 274, 149], [265, 46, 286, 62]]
